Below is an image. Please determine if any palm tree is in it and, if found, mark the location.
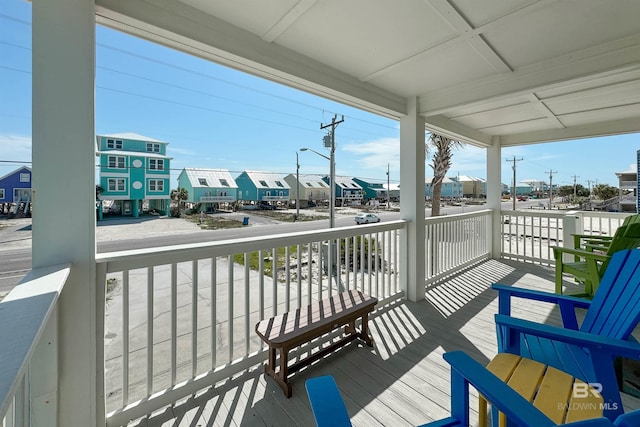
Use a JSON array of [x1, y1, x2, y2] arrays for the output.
[[426, 133, 464, 217], [170, 187, 189, 217]]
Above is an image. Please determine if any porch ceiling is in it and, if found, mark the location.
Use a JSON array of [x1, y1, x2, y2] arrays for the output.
[[96, 0, 640, 147]]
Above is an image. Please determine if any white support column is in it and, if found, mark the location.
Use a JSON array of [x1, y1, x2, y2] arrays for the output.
[[399, 97, 425, 302], [32, 0, 100, 425], [486, 137, 502, 259]]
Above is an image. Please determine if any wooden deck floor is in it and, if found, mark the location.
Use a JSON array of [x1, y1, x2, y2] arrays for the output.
[[128, 258, 639, 427]]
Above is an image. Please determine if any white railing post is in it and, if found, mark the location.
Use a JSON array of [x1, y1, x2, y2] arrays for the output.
[[562, 211, 583, 262]]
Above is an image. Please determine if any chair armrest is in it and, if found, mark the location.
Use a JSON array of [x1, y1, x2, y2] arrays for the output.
[[552, 246, 610, 261], [494, 315, 640, 359], [418, 351, 555, 427], [492, 283, 591, 329], [573, 234, 613, 241]]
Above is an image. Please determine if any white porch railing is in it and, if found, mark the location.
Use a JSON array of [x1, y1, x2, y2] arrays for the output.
[[0, 265, 70, 427], [424, 210, 491, 285], [500, 210, 632, 265], [96, 221, 406, 426]]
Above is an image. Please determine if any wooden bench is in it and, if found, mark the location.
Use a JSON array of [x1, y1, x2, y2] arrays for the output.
[[255, 290, 377, 397]]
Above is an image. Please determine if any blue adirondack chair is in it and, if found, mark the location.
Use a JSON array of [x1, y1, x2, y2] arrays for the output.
[[305, 352, 640, 427], [493, 249, 640, 422]]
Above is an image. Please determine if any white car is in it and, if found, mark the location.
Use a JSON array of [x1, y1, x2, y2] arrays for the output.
[[355, 213, 381, 224]]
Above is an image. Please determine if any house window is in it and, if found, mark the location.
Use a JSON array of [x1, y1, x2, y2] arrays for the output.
[[219, 179, 229, 187], [107, 178, 125, 192], [149, 159, 164, 170], [259, 180, 268, 187], [20, 173, 30, 183], [106, 139, 123, 149], [0, 189, 4, 199], [198, 178, 208, 186], [108, 156, 125, 169], [146, 143, 160, 153], [275, 180, 284, 187], [149, 179, 164, 192]]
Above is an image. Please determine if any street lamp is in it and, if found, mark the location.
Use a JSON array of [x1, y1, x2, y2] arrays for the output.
[[300, 147, 335, 228]]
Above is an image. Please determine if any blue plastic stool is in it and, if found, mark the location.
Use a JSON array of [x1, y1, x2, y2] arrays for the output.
[[305, 376, 351, 427]]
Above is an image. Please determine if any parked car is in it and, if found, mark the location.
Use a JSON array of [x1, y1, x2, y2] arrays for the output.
[[258, 201, 276, 210], [355, 213, 381, 224]]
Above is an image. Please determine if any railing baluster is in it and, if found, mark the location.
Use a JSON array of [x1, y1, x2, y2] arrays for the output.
[[318, 242, 323, 301], [258, 250, 264, 322], [123, 270, 129, 405], [228, 256, 234, 362], [211, 258, 217, 368], [306, 243, 312, 306], [367, 233, 372, 295], [192, 260, 198, 377], [147, 267, 154, 396], [272, 248, 277, 315], [171, 264, 177, 387], [345, 237, 350, 290], [244, 253, 250, 355], [296, 244, 302, 309], [381, 231, 386, 298], [285, 246, 290, 312]]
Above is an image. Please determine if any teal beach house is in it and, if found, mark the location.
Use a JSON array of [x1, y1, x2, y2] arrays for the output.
[[96, 133, 172, 218], [177, 168, 238, 212], [235, 170, 290, 207]]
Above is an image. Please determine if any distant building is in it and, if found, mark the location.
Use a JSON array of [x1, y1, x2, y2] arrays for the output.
[[235, 171, 290, 206], [450, 175, 486, 197], [96, 133, 172, 217], [384, 183, 400, 201], [615, 159, 638, 213], [0, 166, 32, 216], [283, 173, 330, 207], [326, 176, 363, 206], [353, 177, 387, 202], [177, 168, 238, 212], [425, 177, 463, 199]]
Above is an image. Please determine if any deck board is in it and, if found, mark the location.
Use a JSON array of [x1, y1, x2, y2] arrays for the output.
[[127, 258, 640, 427]]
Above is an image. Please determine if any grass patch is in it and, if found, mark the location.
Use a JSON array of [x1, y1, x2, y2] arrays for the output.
[[185, 214, 244, 229], [248, 210, 326, 222], [233, 246, 300, 278]]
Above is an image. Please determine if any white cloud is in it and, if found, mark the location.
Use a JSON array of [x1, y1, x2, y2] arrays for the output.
[[342, 137, 400, 172]]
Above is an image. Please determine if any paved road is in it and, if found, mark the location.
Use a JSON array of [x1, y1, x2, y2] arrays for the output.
[[0, 199, 542, 296]]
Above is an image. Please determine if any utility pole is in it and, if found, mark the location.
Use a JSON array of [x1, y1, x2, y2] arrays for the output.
[[320, 114, 344, 229], [571, 174, 579, 198], [546, 169, 557, 209], [386, 163, 390, 209], [506, 156, 523, 210], [296, 152, 300, 220]]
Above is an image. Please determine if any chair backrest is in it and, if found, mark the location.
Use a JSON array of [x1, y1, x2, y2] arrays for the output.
[[595, 223, 640, 274], [581, 249, 640, 340]]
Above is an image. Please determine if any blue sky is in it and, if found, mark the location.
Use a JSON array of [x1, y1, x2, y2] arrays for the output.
[[1, 0, 637, 189]]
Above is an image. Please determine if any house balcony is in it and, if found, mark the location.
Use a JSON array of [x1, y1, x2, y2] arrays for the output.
[[2, 210, 637, 426], [619, 180, 637, 190], [199, 195, 236, 203], [261, 195, 289, 201]]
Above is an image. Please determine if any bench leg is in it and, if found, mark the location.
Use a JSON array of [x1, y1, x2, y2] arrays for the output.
[[263, 345, 293, 398], [360, 313, 374, 347]]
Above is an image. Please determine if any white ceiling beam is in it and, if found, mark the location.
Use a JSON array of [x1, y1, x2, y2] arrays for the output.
[[499, 117, 640, 146], [419, 34, 640, 116], [261, 0, 318, 43], [525, 93, 565, 129], [427, 0, 510, 73], [423, 114, 492, 147], [95, 0, 407, 118], [361, 0, 551, 82]]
